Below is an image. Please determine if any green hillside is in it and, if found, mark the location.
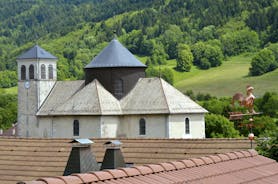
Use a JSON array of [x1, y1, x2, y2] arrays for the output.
[[174, 55, 278, 97], [0, 0, 277, 95]]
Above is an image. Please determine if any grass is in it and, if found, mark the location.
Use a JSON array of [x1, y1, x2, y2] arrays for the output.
[[3, 86, 18, 94], [147, 54, 278, 97]]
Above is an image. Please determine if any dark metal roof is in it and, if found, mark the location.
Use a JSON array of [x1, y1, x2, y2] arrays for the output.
[[85, 39, 146, 68], [17, 45, 57, 60]]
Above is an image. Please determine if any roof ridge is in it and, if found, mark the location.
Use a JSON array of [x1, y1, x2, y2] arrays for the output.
[[94, 80, 102, 114], [19, 150, 259, 184], [159, 78, 171, 113]]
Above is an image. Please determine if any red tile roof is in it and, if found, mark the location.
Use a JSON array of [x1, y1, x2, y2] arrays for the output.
[[19, 150, 278, 184], [0, 137, 254, 183]]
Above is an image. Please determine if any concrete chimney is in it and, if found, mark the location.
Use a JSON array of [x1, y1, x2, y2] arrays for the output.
[[64, 139, 99, 175], [101, 140, 125, 170]]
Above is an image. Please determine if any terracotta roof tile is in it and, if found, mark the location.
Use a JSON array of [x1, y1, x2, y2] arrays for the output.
[[189, 158, 205, 166], [71, 173, 99, 183], [239, 150, 252, 157], [119, 167, 141, 176], [158, 162, 176, 171], [233, 151, 245, 158], [106, 169, 127, 178], [25, 151, 278, 184], [180, 159, 196, 167], [133, 166, 153, 175], [144, 164, 164, 173], [167, 161, 186, 169], [0, 137, 255, 183], [199, 156, 214, 164], [217, 153, 230, 161], [90, 171, 114, 181], [224, 152, 238, 160], [55, 176, 82, 184], [207, 155, 222, 163]]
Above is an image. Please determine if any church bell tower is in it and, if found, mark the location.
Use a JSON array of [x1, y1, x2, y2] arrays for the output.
[[17, 45, 57, 137]]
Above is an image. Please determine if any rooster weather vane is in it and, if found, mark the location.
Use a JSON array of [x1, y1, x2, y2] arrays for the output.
[[229, 85, 262, 120]]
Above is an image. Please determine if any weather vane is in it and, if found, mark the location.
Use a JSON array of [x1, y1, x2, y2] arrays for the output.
[[231, 85, 256, 114], [229, 85, 262, 149]]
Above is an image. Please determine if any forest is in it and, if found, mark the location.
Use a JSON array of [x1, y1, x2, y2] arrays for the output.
[[0, 0, 277, 159]]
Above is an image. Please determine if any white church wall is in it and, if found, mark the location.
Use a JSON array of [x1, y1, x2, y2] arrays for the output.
[[100, 116, 121, 138], [121, 115, 167, 138], [168, 114, 206, 138], [38, 116, 101, 138], [38, 81, 56, 107]]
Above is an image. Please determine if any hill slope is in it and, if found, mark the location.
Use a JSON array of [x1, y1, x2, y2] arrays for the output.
[[174, 55, 278, 97]]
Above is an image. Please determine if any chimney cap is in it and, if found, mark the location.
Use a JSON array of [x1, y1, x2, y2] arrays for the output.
[[71, 138, 94, 145], [104, 140, 122, 147]]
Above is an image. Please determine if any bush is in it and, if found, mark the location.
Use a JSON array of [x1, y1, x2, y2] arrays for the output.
[[191, 41, 223, 69], [176, 44, 193, 72], [205, 114, 240, 138], [256, 132, 278, 161], [249, 49, 276, 76], [146, 66, 174, 84], [0, 71, 17, 88]]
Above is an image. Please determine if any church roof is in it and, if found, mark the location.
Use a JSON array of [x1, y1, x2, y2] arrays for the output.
[[121, 78, 208, 114], [17, 45, 57, 60], [38, 78, 206, 116], [37, 81, 85, 116], [37, 80, 122, 116], [85, 39, 146, 68]]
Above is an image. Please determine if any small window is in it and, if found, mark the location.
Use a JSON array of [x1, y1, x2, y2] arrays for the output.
[[29, 64, 34, 79], [21, 65, 26, 80], [185, 118, 190, 134], [139, 118, 146, 135], [73, 120, 79, 136], [48, 64, 53, 79], [113, 79, 124, 98], [41, 64, 46, 79]]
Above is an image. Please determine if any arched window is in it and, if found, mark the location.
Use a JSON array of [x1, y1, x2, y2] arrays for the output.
[[21, 65, 26, 80], [48, 64, 53, 79], [113, 78, 123, 98], [29, 64, 34, 79], [139, 118, 146, 135], [73, 120, 79, 136], [185, 118, 190, 134], [41, 64, 46, 79]]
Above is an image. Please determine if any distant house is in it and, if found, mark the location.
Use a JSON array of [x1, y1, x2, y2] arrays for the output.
[[17, 39, 207, 138]]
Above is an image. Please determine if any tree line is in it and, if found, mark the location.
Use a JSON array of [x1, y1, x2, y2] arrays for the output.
[[0, 0, 277, 86]]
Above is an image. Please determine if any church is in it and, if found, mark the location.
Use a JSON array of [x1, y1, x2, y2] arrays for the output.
[[17, 39, 207, 138]]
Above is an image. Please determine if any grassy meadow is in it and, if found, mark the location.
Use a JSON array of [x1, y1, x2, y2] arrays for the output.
[[144, 54, 278, 98]]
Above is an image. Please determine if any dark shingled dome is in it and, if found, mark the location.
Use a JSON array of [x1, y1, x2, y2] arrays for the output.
[[85, 39, 146, 68], [17, 45, 57, 60]]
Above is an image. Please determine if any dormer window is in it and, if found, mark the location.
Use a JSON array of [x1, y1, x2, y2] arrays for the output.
[[29, 64, 34, 79]]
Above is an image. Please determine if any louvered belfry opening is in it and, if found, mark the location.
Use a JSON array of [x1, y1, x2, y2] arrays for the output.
[[101, 140, 125, 170], [64, 139, 99, 176]]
